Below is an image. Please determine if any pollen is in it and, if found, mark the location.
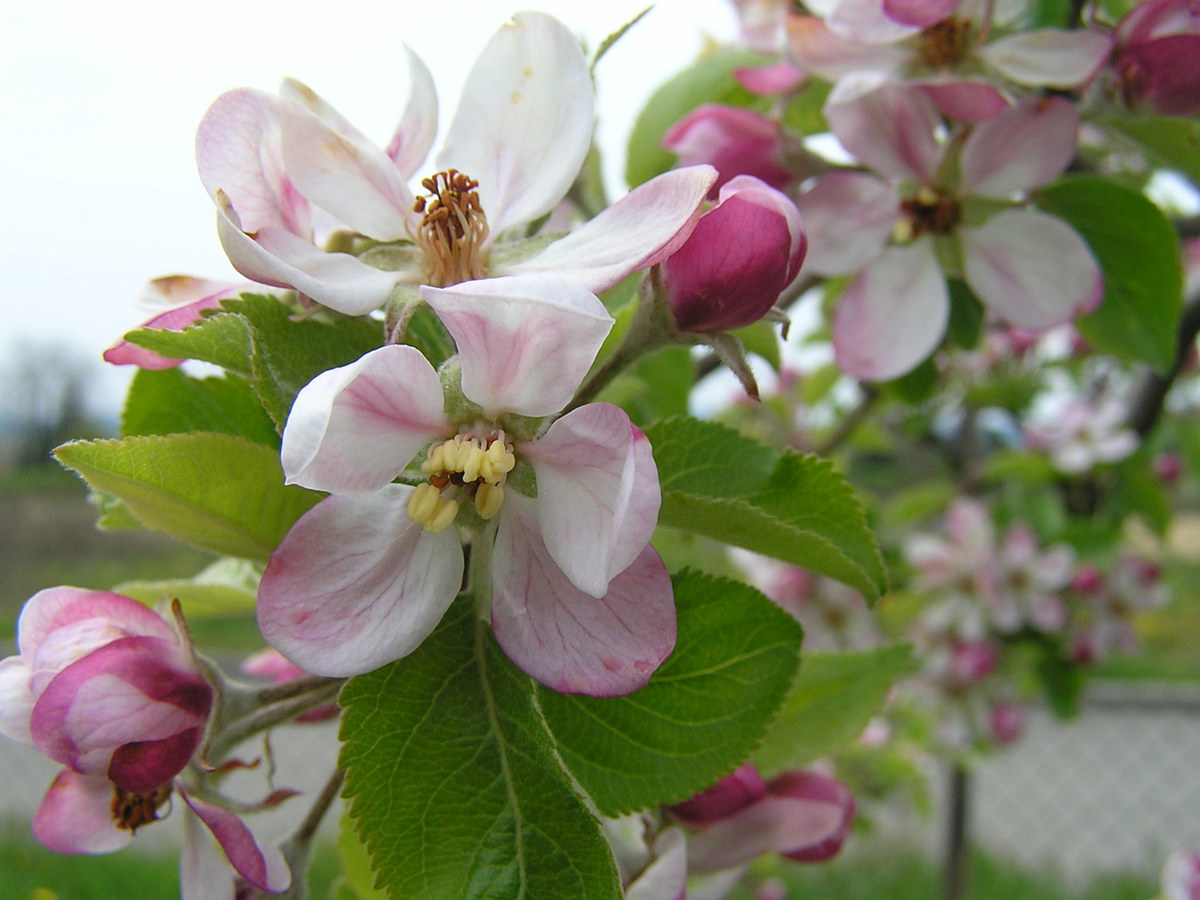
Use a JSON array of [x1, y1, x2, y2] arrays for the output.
[[410, 433, 516, 530], [410, 169, 490, 287], [917, 17, 974, 70], [111, 783, 173, 834], [898, 188, 961, 239]]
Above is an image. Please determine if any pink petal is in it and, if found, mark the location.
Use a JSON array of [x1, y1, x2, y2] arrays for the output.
[[257, 486, 463, 677], [663, 105, 791, 195], [33, 770, 132, 855], [768, 771, 855, 862], [280, 92, 413, 241], [438, 11, 593, 237], [833, 238, 949, 380], [786, 15, 910, 81], [915, 79, 1012, 122], [491, 495, 675, 697], [30, 636, 210, 790], [501, 166, 717, 294], [671, 763, 767, 826], [827, 0, 922, 42], [386, 47, 439, 178], [686, 794, 848, 872], [196, 89, 310, 237], [216, 213, 403, 315], [825, 74, 944, 184], [181, 810, 240, 900], [960, 208, 1102, 330], [978, 29, 1113, 88], [883, 0, 958, 28], [795, 171, 898, 276], [104, 290, 233, 370], [733, 62, 807, 95], [180, 787, 291, 893], [1116, 0, 1200, 45], [959, 96, 1080, 198], [281, 344, 449, 494], [17, 587, 176, 661], [1119, 36, 1200, 115], [421, 274, 612, 418], [522, 404, 661, 598]]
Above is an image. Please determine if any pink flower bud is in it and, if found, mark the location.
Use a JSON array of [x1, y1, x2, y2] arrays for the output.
[[241, 648, 339, 723], [661, 175, 806, 333], [989, 701, 1026, 746], [1112, 0, 1200, 115], [949, 640, 998, 686], [1070, 564, 1106, 594], [767, 770, 854, 863], [1163, 850, 1200, 900], [663, 104, 793, 197], [670, 762, 767, 826], [1154, 452, 1184, 484]]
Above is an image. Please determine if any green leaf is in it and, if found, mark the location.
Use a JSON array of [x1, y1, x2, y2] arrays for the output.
[[115, 558, 261, 617], [753, 645, 914, 774], [55, 433, 322, 562], [1035, 645, 1084, 719], [884, 357, 939, 404], [539, 571, 802, 816], [945, 279, 984, 350], [221, 295, 384, 430], [122, 368, 278, 447], [626, 50, 771, 188], [340, 599, 621, 900], [336, 811, 389, 900], [403, 303, 456, 369], [734, 319, 782, 370], [647, 418, 888, 601], [782, 81, 832, 136], [125, 309, 255, 377], [599, 346, 693, 428], [1105, 115, 1200, 186], [1037, 176, 1183, 373]]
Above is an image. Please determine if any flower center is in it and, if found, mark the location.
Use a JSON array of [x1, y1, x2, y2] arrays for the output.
[[411, 169, 490, 287], [917, 17, 974, 69], [895, 187, 961, 241], [111, 783, 173, 833], [407, 432, 516, 532]]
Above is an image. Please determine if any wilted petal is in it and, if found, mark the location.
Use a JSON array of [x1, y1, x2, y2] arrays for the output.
[[959, 96, 1080, 198], [386, 48, 439, 177], [501, 166, 717, 294], [961, 208, 1101, 330], [686, 794, 848, 872], [439, 11, 593, 237], [30, 636, 210, 790], [281, 344, 449, 494], [180, 787, 291, 894], [422, 275, 612, 417], [796, 171, 898, 276], [217, 214, 403, 315], [522, 404, 660, 597], [33, 770, 132, 855], [826, 74, 944, 184], [979, 29, 1113, 88], [833, 238, 948, 380], [491, 496, 675, 697], [196, 89, 309, 237], [280, 92, 413, 241], [257, 486, 463, 677]]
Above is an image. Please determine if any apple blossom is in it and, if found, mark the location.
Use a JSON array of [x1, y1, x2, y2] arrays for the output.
[[200, 12, 716, 316], [1110, 0, 1200, 115], [257, 273, 675, 697], [670, 764, 855, 872], [661, 175, 806, 333], [798, 80, 1102, 379], [0, 587, 289, 896]]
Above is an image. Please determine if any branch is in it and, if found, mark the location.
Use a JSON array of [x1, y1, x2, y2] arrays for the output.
[[1125, 293, 1200, 437]]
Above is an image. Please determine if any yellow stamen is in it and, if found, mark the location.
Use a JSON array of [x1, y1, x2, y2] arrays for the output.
[[474, 483, 504, 520], [412, 433, 517, 529]]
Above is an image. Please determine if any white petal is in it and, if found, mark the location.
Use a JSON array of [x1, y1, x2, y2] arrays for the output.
[[281, 344, 449, 494], [257, 487, 463, 677], [387, 48, 439, 179], [795, 171, 898, 275], [280, 96, 413, 241], [959, 97, 1080, 199], [421, 274, 612, 418], [491, 495, 675, 697], [833, 238, 949, 380], [523, 404, 660, 598], [217, 214, 404, 315], [826, 74, 944, 184], [961, 209, 1102, 330], [979, 29, 1113, 89], [500, 166, 717, 294], [0, 657, 34, 745], [438, 11, 594, 236]]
